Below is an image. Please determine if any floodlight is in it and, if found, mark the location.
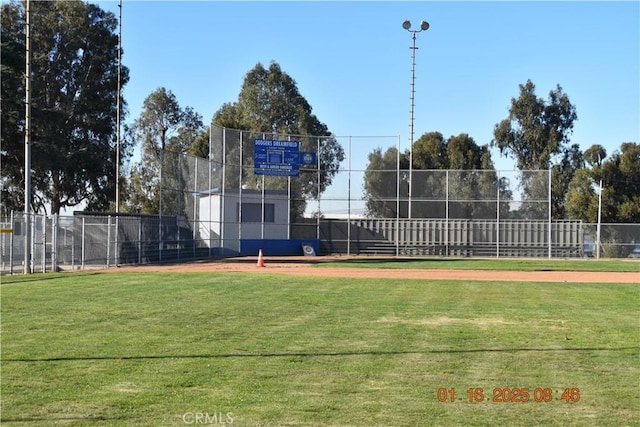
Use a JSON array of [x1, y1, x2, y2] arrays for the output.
[[402, 18, 431, 219]]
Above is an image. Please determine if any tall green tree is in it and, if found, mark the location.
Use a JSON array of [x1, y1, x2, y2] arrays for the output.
[[567, 142, 640, 224], [362, 146, 406, 218], [187, 126, 210, 159], [492, 80, 578, 218], [127, 87, 204, 215], [210, 61, 345, 217], [566, 142, 640, 257], [363, 132, 506, 219], [492, 80, 577, 170], [550, 143, 584, 219], [1, 0, 130, 215]]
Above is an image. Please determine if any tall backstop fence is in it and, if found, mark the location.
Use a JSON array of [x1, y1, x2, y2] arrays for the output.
[[2, 125, 638, 273]]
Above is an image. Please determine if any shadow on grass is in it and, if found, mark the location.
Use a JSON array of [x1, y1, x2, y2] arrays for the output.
[[1, 415, 124, 423], [6, 346, 638, 363], [0, 272, 102, 285]]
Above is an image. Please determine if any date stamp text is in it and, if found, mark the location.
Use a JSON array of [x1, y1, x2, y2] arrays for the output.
[[437, 387, 580, 403]]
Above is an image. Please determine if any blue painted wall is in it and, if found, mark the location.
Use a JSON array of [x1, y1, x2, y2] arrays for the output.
[[240, 239, 320, 256]]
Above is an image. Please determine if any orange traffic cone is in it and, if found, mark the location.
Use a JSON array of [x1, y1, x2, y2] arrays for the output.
[[257, 249, 265, 267]]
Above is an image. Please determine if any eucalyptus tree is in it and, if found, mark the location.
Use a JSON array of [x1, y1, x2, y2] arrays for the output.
[[567, 142, 640, 224], [566, 142, 640, 257], [492, 80, 578, 218], [550, 143, 584, 219], [492, 80, 577, 170], [1, 0, 130, 215], [210, 61, 345, 217], [128, 87, 204, 215], [363, 132, 505, 219]]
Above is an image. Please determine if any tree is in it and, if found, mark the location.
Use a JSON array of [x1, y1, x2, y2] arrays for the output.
[[492, 80, 577, 170], [567, 142, 640, 224], [127, 87, 204, 215], [187, 126, 210, 159], [412, 131, 447, 170], [551, 143, 584, 219], [583, 144, 606, 167], [565, 168, 599, 223], [566, 142, 640, 257], [363, 132, 505, 219], [209, 61, 345, 217], [362, 147, 406, 218], [1, 0, 130, 215], [492, 80, 578, 218]]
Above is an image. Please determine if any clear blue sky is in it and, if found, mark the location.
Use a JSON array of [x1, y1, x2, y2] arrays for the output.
[[97, 0, 639, 173]]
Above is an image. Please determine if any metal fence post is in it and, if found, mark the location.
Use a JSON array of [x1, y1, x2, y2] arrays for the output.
[[396, 135, 400, 256], [445, 170, 450, 256], [71, 219, 75, 270], [52, 214, 58, 272], [496, 171, 500, 258], [39, 215, 45, 272], [193, 156, 198, 259], [115, 215, 120, 267], [81, 216, 86, 270], [138, 216, 142, 265], [177, 215, 181, 262], [316, 136, 321, 241], [548, 168, 552, 259], [107, 215, 111, 268], [29, 214, 34, 273], [347, 136, 352, 256], [10, 211, 15, 274]]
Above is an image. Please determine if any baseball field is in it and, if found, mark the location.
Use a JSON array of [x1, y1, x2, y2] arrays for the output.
[[1, 257, 638, 426]]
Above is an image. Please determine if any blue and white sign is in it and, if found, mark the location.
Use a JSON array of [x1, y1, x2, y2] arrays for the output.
[[300, 152, 317, 168], [254, 139, 300, 177]]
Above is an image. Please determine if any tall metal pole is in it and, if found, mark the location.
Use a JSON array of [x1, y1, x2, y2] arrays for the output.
[[596, 178, 603, 259], [24, 0, 32, 274], [159, 140, 163, 262], [347, 137, 352, 256], [408, 32, 417, 220], [548, 168, 552, 259], [596, 154, 603, 259], [396, 135, 401, 256], [114, 0, 122, 267], [115, 0, 122, 213], [403, 20, 429, 220]]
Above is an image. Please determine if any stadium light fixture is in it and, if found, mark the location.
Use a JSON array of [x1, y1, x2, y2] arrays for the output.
[[402, 19, 429, 220]]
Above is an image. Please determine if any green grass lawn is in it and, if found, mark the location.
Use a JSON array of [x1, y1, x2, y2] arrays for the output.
[[317, 257, 640, 272], [1, 271, 639, 426]]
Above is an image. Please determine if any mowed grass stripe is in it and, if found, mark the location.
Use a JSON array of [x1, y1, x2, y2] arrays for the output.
[[317, 257, 640, 272], [1, 272, 638, 426]]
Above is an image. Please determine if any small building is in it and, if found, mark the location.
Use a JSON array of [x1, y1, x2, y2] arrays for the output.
[[198, 187, 304, 256]]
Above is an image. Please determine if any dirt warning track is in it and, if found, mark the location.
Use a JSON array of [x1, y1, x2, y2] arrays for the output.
[[105, 257, 639, 283]]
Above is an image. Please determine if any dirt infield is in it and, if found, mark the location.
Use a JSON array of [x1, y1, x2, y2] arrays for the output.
[[106, 256, 639, 283]]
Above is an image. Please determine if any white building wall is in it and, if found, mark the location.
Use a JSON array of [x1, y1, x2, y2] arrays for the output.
[[198, 189, 289, 254], [198, 193, 222, 248]]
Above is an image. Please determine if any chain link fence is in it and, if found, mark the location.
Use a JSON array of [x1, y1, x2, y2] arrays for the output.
[[3, 125, 638, 274]]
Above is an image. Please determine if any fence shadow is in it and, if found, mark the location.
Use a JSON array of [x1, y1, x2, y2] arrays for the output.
[[5, 346, 637, 363]]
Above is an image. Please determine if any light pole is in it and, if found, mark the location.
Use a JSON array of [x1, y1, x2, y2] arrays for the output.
[[24, 0, 32, 274], [115, 0, 122, 213], [402, 19, 429, 220]]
